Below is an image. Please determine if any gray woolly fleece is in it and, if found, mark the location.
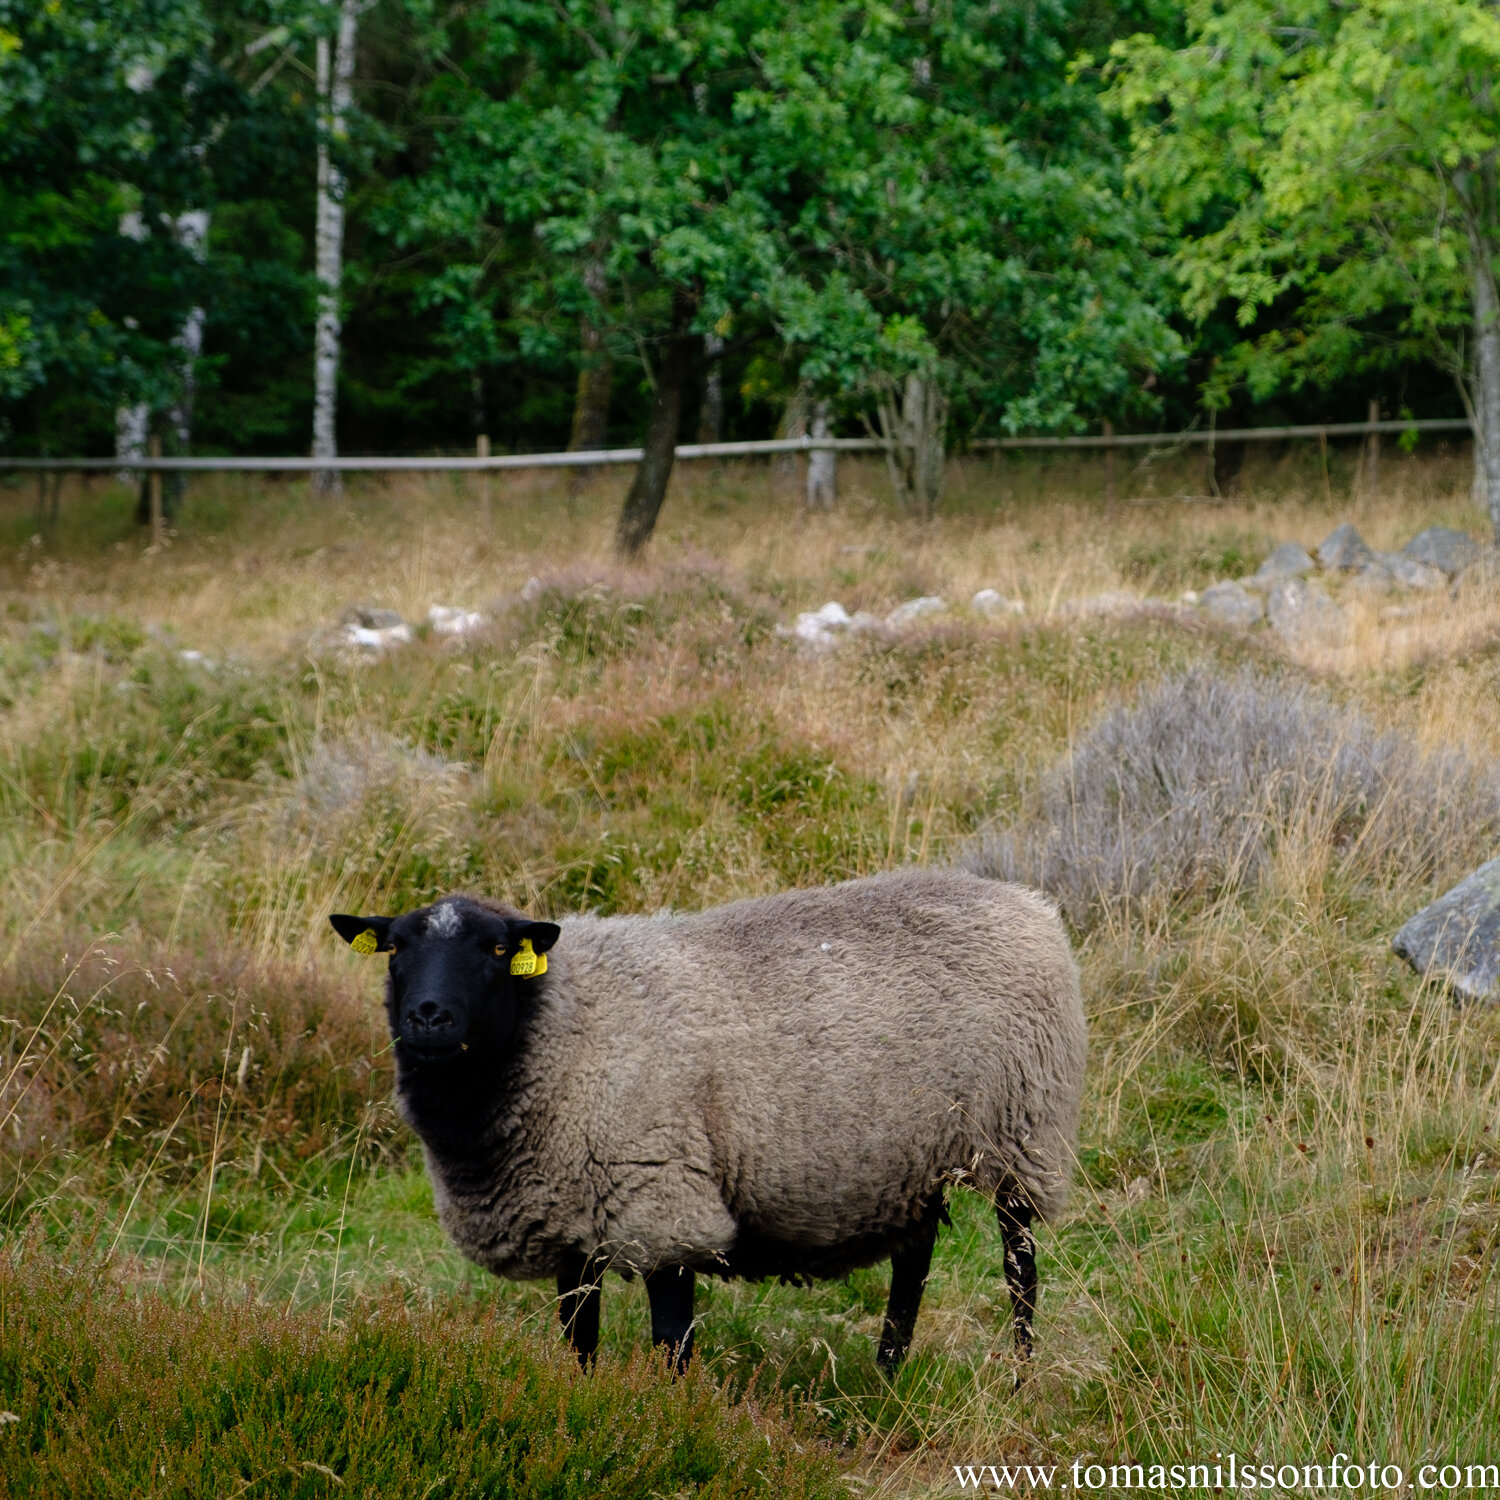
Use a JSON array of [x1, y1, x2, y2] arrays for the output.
[[416, 866, 1086, 1283]]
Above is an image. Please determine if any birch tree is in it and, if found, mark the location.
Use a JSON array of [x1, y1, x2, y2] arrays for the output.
[[311, 0, 358, 492]]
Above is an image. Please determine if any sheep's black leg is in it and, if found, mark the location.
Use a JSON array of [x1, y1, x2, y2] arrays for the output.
[[997, 1194, 1038, 1373], [877, 1200, 942, 1371], [645, 1264, 695, 1374], [557, 1252, 602, 1367]]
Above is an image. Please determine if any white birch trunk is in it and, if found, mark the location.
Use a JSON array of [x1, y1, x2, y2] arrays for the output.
[[115, 209, 149, 483], [167, 209, 210, 456], [805, 398, 836, 509], [312, 0, 358, 493], [1467, 227, 1500, 540]]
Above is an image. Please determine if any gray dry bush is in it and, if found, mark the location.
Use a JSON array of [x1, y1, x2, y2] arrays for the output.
[[966, 668, 1500, 928]]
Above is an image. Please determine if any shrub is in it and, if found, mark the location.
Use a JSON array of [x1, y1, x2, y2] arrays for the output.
[[0, 1244, 843, 1499], [966, 668, 1500, 927]]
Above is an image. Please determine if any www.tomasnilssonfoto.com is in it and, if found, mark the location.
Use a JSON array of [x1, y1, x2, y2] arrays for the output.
[[953, 1458, 1500, 1492]]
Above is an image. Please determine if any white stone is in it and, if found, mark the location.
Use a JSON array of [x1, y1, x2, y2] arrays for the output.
[[972, 588, 1024, 616], [429, 604, 487, 635], [1375, 553, 1447, 591], [344, 622, 413, 650], [1057, 591, 1143, 620], [886, 596, 948, 629], [1199, 580, 1264, 628], [1267, 578, 1348, 649]]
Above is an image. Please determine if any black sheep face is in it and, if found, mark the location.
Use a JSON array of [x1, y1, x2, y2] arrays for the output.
[[329, 898, 560, 1064]]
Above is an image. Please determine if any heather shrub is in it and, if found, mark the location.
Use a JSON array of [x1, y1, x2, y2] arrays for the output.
[[0, 1243, 842, 1500], [966, 668, 1500, 927], [0, 941, 391, 1196]]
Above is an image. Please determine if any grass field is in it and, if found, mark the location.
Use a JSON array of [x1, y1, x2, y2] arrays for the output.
[[3, 439, 1500, 1496]]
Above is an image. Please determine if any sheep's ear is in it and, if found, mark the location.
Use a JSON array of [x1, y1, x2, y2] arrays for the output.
[[515, 921, 561, 955], [330, 914, 394, 955], [506, 920, 560, 978]]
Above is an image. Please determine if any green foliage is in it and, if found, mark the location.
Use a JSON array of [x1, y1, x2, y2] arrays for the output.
[[1110, 0, 1500, 407], [0, 1246, 843, 1499]]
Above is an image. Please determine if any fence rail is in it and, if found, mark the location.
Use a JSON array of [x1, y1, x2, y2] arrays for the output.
[[0, 417, 1473, 473]]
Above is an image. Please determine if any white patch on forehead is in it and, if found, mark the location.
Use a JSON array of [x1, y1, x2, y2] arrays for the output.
[[426, 902, 463, 939]]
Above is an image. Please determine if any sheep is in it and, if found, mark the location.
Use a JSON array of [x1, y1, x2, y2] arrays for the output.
[[329, 866, 1086, 1374]]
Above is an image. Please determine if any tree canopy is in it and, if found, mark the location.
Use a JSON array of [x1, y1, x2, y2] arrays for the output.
[[0, 0, 1489, 540]]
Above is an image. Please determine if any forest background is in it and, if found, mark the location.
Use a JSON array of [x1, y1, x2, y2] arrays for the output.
[[5, 0, 1500, 546]]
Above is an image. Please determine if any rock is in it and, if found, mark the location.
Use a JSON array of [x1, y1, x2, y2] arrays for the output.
[[344, 622, 413, 650], [971, 588, 1024, 617], [1349, 564, 1394, 596], [1393, 857, 1500, 1002], [1375, 552, 1447, 591], [804, 601, 852, 631], [849, 611, 885, 635], [1057, 591, 1145, 620], [1317, 522, 1378, 572], [1454, 551, 1500, 600], [886, 596, 947, 629], [1401, 526, 1484, 577], [344, 606, 405, 630], [429, 604, 487, 636], [1199, 580, 1264, 628], [1248, 541, 1316, 589], [784, 600, 855, 652], [1267, 578, 1348, 649]]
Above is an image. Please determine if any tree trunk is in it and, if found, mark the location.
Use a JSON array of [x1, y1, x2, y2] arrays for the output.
[[615, 293, 695, 557], [1467, 224, 1500, 539], [312, 0, 357, 495], [697, 331, 724, 444], [164, 208, 210, 518], [805, 398, 836, 509], [772, 384, 809, 489], [116, 208, 149, 486], [569, 258, 612, 487], [876, 374, 947, 517], [119, 209, 208, 522]]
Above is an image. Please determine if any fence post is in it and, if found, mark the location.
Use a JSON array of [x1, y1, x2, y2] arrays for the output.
[[1365, 398, 1380, 500], [1102, 418, 1116, 510], [148, 434, 164, 548], [477, 434, 491, 526]]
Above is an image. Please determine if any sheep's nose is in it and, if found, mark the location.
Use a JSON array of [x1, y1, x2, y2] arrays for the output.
[[408, 1000, 455, 1034]]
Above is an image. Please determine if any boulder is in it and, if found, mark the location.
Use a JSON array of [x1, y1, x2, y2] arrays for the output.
[[1248, 541, 1316, 589], [971, 588, 1024, 617], [429, 604, 487, 636], [1401, 526, 1484, 577], [1267, 577, 1348, 649], [1392, 856, 1500, 1002], [1376, 552, 1447, 591], [344, 621, 413, 650], [344, 606, 406, 630], [787, 600, 854, 652], [886, 596, 947, 629], [1057, 591, 1146, 620], [1317, 522, 1378, 572], [1199, 580, 1264, 628]]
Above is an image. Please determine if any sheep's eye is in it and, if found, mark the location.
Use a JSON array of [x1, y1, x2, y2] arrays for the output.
[[493, 943, 506, 958]]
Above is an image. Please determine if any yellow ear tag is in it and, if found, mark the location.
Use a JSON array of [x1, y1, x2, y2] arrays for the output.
[[510, 939, 547, 977], [350, 928, 380, 956]]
